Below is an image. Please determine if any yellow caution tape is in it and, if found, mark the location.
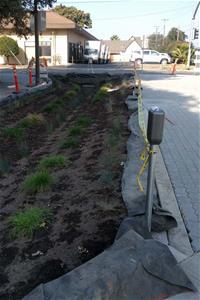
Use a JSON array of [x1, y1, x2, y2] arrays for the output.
[[136, 147, 155, 192], [132, 68, 154, 192]]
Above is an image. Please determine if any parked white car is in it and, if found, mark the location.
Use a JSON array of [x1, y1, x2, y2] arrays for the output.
[[130, 49, 171, 64]]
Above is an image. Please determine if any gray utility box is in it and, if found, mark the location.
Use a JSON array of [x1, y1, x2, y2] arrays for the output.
[[147, 107, 165, 145]]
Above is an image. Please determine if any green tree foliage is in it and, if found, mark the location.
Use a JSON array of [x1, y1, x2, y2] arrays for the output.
[[171, 43, 195, 64], [0, 36, 19, 63], [148, 27, 189, 61], [54, 5, 92, 28], [148, 33, 164, 51], [110, 35, 120, 40], [0, 0, 56, 36], [167, 27, 185, 42]]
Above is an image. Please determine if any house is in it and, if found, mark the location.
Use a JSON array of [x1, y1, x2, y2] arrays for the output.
[[0, 11, 98, 65], [103, 36, 148, 62]]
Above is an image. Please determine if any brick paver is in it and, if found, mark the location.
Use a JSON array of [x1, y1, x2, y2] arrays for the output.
[[141, 73, 200, 252]]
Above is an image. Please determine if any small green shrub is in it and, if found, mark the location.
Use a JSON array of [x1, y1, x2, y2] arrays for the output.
[[75, 116, 92, 127], [9, 207, 52, 238], [59, 136, 80, 149], [21, 170, 54, 194], [38, 155, 68, 169], [43, 100, 64, 113], [92, 88, 107, 103], [68, 125, 86, 136], [19, 113, 45, 128], [0, 159, 11, 174], [63, 90, 77, 100], [71, 83, 81, 93], [3, 126, 24, 139]]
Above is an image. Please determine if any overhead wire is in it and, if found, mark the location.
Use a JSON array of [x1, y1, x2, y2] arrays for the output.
[[93, 4, 194, 21]]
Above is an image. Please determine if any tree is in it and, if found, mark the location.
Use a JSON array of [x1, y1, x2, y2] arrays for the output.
[[110, 35, 120, 40], [171, 43, 195, 64], [167, 27, 185, 42], [0, 0, 56, 36], [148, 33, 164, 51], [0, 36, 19, 63], [54, 5, 92, 28]]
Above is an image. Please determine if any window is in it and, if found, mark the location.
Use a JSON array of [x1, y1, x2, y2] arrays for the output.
[[143, 50, 150, 55], [151, 51, 159, 56], [84, 49, 98, 55], [39, 41, 51, 56]]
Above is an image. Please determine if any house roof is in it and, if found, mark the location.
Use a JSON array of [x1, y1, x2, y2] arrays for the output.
[[45, 11, 75, 29], [3, 11, 98, 40], [74, 28, 98, 41], [103, 37, 142, 53], [102, 40, 133, 53], [129, 36, 142, 47]]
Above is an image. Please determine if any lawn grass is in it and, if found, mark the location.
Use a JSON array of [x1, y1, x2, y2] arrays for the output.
[[9, 207, 52, 238], [38, 155, 68, 169], [21, 170, 54, 194]]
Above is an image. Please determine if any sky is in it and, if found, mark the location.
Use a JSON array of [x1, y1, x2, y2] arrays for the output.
[[54, 0, 199, 41]]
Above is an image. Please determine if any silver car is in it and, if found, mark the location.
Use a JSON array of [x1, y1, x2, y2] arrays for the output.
[[130, 49, 171, 64]]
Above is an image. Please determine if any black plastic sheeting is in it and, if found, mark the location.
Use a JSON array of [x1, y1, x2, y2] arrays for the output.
[[23, 229, 195, 300]]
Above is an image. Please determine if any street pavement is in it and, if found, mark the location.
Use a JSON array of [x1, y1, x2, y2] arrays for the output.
[[140, 71, 200, 252]]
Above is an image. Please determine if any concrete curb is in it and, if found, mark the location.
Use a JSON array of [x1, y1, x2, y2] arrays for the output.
[[141, 104, 193, 257], [155, 147, 193, 256], [0, 79, 52, 107]]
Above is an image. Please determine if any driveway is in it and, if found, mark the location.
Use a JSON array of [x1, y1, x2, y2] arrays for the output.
[[140, 72, 200, 252]]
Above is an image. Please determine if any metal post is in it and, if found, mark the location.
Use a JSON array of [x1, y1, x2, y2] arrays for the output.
[[146, 106, 165, 232], [145, 145, 156, 232], [34, 0, 40, 85]]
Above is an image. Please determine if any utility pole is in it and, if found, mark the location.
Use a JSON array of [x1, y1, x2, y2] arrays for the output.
[[34, 0, 40, 85], [177, 28, 180, 41], [154, 26, 159, 49], [161, 18, 169, 45], [186, 1, 200, 69]]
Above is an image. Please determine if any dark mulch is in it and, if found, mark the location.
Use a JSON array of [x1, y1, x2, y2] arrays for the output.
[[0, 73, 132, 299]]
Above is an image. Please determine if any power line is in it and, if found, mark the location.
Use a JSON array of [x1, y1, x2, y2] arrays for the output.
[[57, 1, 123, 3], [91, 4, 193, 21]]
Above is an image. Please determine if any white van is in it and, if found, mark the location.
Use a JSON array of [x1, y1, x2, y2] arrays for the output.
[[130, 49, 171, 64]]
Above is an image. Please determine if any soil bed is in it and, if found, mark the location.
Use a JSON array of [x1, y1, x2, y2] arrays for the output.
[[0, 73, 132, 299]]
